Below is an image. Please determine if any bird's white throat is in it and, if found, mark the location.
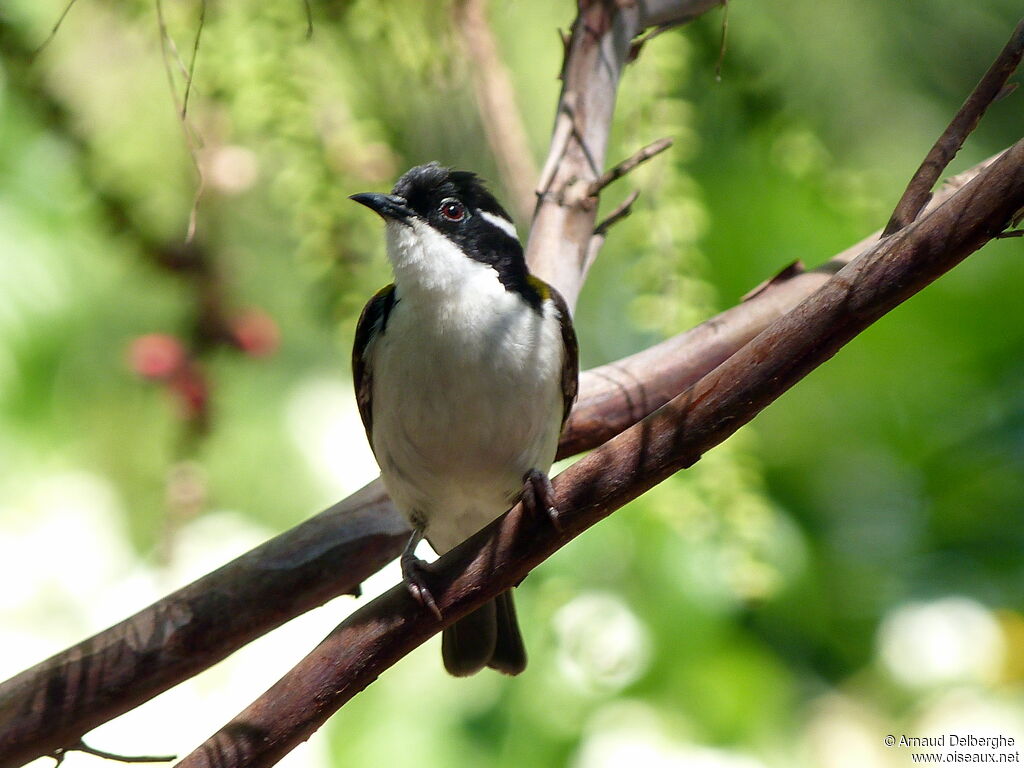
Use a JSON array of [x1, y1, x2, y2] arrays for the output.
[[385, 218, 502, 299]]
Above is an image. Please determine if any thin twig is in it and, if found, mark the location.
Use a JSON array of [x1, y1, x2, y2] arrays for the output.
[[31, 0, 80, 57], [586, 137, 673, 197], [582, 190, 641, 283], [715, 0, 729, 81], [526, 1, 744, 309], [628, 23, 673, 62], [181, 0, 206, 121], [303, 0, 313, 39], [155, 0, 206, 243], [154, 0, 193, 83], [883, 16, 1024, 235], [594, 189, 640, 235], [72, 741, 175, 765], [534, 102, 574, 197]]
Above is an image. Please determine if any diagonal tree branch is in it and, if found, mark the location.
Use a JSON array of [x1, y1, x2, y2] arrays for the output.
[[176, 137, 1024, 768]]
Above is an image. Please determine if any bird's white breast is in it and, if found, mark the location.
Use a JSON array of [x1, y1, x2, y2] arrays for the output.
[[368, 220, 565, 553]]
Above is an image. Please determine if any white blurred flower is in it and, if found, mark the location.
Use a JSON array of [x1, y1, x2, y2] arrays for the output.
[[285, 377, 380, 497], [877, 597, 1005, 689], [554, 592, 650, 693], [0, 471, 132, 618], [574, 701, 766, 768], [803, 693, 893, 768], [915, 688, 1024, 744]]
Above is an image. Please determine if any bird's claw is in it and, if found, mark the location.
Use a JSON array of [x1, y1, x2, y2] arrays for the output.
[[522, 468, 562, 532], [401, 553, 443, 620]]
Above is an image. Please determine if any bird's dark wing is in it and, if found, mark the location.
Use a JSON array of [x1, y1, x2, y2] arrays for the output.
[[547, 285, 579, 426], [352, 284, 397, 447]]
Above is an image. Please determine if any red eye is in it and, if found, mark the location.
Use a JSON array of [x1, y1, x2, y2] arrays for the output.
[[439, 198, 466, 222]]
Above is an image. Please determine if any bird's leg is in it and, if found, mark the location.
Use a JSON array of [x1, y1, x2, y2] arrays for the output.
[[521, 468, 562, 532], [401, 523, 442, 620]]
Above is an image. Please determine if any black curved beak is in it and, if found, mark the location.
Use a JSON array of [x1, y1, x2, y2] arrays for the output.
[[349, 193, 413, 223]]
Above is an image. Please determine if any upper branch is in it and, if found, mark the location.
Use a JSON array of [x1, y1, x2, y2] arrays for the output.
[[883, 15, 1024, 234], [526, 0, 722, 309]]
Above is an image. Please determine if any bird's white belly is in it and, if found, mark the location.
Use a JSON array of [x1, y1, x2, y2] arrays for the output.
[[370, 285, 564, 553]]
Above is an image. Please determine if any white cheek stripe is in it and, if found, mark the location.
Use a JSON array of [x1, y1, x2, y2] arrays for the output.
[[479, 210, 519, 241]]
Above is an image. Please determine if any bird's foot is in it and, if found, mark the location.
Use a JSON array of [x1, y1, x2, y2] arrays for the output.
[[521, 468, 562, 532], [401, 550, 442, 621]]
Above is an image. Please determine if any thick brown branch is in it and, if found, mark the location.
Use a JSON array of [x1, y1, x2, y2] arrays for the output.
[[0, 151, 1001, 768], [177, 138, 1024, 768], [883, 16, 1024, 234]]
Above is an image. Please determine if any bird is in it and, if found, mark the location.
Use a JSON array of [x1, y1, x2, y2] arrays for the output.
[[350, 162, 578, 676]]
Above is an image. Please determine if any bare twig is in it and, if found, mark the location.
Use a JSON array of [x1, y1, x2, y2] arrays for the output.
[[177, 139, 1024, 768], [629, 22, 685, 62], [586, 137, 673, 197], [302, 0, 313, 39], [534, 103, 574, 197], [453, 0, 538, 224], [594, 189, 641, 236], [715, 0, 730, 81], [32, 0, 81, 57], [582, 189, 641, 282], [68, 741, 175, 765], [883, 16, 1024, 234], [154, 0, 206, 242], [181, 0, 206, 121], [154, 0, 193, 85]]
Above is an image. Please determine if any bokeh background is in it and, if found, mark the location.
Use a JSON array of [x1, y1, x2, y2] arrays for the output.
[[2, 1, 1023, 766]]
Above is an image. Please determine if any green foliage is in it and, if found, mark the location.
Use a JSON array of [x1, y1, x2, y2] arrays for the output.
[[1, 1, 1023, 766]]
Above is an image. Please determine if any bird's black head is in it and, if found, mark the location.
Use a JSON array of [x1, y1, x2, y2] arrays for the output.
[[392, 162, 514, 232], [351, 163, 540, 307]]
